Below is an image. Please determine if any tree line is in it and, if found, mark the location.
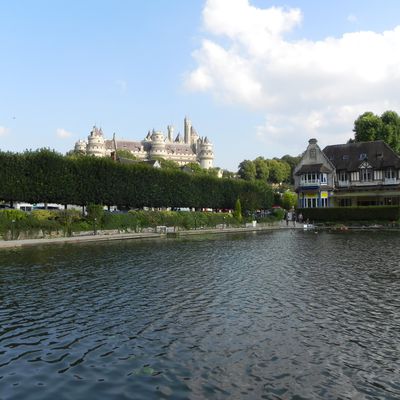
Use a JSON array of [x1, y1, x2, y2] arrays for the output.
[[0, 149, 274, 211], [352, 110, 400, 153], [237, 155, 301, 184]]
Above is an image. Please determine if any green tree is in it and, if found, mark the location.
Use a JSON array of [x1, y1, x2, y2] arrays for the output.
[[159, 158, 180, 170], [280, 154, 301, 184], [238, 160, 256, 180], [233, 198, 242, 222], [266, 159, 291, 184], [353, 112, 383, 142], [380, 110, 400, 153], [281, 191, 297, 210], [254, 157, 270, 181], [116, 149, 137, 160]]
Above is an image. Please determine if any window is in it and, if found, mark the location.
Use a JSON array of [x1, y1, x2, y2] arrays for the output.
[[310, 148, 316, 159], [385, 168, 395, 179], [339, 198, 352, 207], [320, 173, 327, 184], [360, 168, 372, 182], [359, 153, 367, 160], [338, 171, 348, 181], [301, 173, 319, 184], [342, 154, 349, 160]]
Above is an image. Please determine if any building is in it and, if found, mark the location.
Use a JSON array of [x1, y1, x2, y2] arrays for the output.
[[294, 139, 400, 208], [294, 138, 335, 208], [74, 117, 214, 169]]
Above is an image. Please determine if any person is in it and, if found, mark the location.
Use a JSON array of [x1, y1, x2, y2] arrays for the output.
[[285, 210, 289, 226], [292, 210, 296, 227], [298, 213, 303, 223]]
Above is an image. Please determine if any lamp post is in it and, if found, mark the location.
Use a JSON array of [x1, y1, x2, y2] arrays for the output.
[[11, 220, 15, 240], [94, 217, 97, 235], [223, 216, 226, 229]]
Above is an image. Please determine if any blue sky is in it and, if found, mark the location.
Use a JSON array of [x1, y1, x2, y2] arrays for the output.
[[2, 0, 400, 170]]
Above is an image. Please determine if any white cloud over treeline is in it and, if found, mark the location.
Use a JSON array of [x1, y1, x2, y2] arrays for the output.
[[186, 0, 400, 154], [56, 128, 73, 139]]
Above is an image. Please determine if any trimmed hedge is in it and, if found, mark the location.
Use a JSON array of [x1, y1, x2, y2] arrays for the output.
[[0, 150, 274, 210], [297, 206, 400, 222]]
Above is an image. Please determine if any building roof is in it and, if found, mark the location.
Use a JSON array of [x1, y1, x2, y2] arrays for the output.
[[295, 163, 332, 175], [323, 140, 400, 171]]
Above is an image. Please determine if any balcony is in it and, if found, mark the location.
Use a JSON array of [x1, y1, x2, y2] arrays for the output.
[[300, 180, 321, 187], [337, 180, 349, 187], [384, 177, 397, 185]]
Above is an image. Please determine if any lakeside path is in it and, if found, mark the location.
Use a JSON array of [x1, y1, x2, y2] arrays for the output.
[[0, 222, 303, 250]]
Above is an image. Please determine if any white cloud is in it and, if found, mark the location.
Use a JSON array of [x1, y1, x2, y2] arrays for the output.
[[56, 128, 73, 139], [0, 126, 9, 136], [186, 0, 400, 153], [347, 14, 358, 23]]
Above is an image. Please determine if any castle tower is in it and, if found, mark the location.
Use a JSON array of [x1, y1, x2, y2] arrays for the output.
[[198, 136, 214, 169], [149, 129, 166, 158], [74, 139, 87, 154], [167, 125, 174, 142], [87, 126, 106, 157], [184, 117, 192, 145]]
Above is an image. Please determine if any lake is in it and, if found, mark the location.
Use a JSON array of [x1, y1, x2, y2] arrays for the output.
[[1, 230, 399, 399]]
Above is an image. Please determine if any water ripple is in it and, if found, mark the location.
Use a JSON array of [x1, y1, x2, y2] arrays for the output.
[[1, 231, 400, 399]]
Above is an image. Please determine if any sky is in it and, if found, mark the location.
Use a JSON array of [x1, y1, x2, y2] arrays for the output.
[[2, 0, 400, 170]]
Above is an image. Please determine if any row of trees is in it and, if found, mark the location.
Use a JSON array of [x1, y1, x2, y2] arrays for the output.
[[237, 155, 300, 184], [0, 150, 274, 211], [352, 110, 400, 153]]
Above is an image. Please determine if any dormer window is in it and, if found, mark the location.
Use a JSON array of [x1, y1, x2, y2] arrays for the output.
[[342, 155, 349, 160], [359, 153, 367, 160]]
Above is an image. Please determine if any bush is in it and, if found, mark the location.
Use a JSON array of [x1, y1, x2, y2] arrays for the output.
[[297, 206, 400, 222]]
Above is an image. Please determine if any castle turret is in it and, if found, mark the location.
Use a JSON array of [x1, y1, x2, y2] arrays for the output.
[[149, 129, 166, 158], [87, 126, 106, 157], [167, 125, 174, 142], [74, 139, 87, 154], [184, 117, 192, 145], [198, 136, 214, 169]]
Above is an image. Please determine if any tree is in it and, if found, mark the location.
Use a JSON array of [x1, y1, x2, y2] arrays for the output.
[[266, 159, 291, 184], [380, 110, 400, 154], [233, 198, 242, 222], [352, 110, 400, 154], [254, 157, 270, 181], [159, 159, 180, 170], [353, 112, 383, 142], [280, 154, 301, 184], [116, 149, 137, 160], [238, 160, 256, 180], [281, 191, 297, 210]]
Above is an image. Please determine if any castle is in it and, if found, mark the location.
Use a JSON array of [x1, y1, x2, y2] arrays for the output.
[[74, 117, 214, 169]]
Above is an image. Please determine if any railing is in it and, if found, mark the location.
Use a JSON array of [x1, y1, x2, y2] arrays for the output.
[[300, 181, 321, 187], [337, 180, 349, 187], [384, 178, 397, 185]]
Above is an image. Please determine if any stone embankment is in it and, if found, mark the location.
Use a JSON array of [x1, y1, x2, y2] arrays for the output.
[[0, 221, 302, 249]]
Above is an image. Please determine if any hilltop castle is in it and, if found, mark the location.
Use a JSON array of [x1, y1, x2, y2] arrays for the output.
[[74, 117, 214, 169]]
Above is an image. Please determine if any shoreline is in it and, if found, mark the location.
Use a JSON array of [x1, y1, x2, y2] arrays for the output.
[[0, 223, 291, 250], [1, 222, 398, 250]]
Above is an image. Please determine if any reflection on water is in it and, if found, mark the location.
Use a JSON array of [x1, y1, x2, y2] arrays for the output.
[[1, 230, 400, 399]]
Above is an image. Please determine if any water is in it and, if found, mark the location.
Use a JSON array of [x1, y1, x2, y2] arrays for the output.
[[1, 230, 400, 399]]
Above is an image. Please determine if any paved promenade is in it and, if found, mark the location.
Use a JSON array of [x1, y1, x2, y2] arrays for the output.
[[0, 222, 304, 250]]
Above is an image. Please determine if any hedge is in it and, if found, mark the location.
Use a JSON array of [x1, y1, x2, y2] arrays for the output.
[[297, 206, 400, 222]]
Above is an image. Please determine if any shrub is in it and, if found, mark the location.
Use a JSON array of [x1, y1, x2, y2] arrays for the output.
[[297, 206, 400, 222]]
